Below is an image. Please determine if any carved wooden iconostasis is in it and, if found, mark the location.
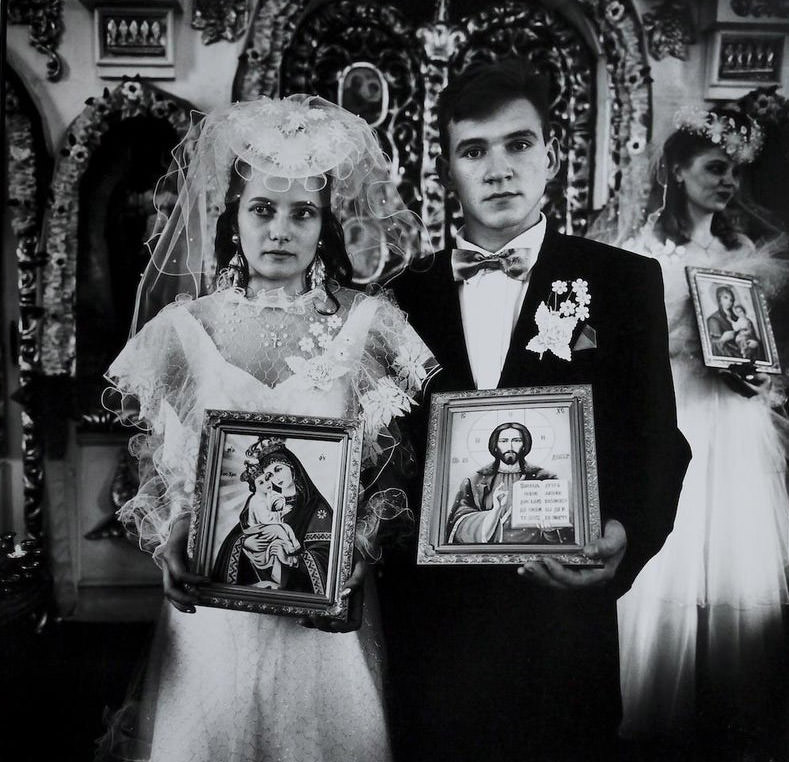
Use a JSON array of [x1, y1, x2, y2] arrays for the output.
[[4, 0, 789, 621], [3, 67, 52, 622], [235, 0, 654, 257], [37, 81, 197, 618]]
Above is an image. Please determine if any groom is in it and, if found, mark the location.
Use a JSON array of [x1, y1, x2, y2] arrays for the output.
[[381, 59, 691, 762]]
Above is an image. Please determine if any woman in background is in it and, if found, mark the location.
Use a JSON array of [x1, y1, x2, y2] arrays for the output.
[[613, 107, 789, 760]]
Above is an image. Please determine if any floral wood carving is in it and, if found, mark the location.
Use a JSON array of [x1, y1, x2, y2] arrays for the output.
[[192, 0, 250, 44], [232, 0, 307, 100], [642, 0, 697, 61], [5, 71, 50, 541], [730, 0, 789, 17], [7, 0, 65, 81], [40, 80, 195, 377]]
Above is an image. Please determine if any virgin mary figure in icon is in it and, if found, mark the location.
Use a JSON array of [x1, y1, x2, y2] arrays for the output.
[[213, 437, 334, 594]]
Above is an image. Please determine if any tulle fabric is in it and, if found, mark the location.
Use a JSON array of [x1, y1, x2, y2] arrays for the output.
[[106, 285, 437, 559], [100, 578, 390, 762], [616, 230, 789, 742], [100, 285, 437, 762], [132, 95, 429, 332]]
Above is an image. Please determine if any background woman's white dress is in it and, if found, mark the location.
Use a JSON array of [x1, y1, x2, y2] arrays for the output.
[[617, 229, 789, 745], [106, 285, 436, 762]]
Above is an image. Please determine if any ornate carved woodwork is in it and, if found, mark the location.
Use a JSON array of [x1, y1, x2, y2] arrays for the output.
[[40, 80, 195, 382], [192, 0, 250, 44], [7, 0, 65, 82], [5, 69, 51, 543], [238, 0, 651, 259], [232, 0, 307, 101], [730, 0, 789, 17], [642, 1, 697, 61], [280, 1, 426, 280]]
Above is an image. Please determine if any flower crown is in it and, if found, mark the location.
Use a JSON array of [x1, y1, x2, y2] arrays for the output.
[[673, 106, 764, 164]]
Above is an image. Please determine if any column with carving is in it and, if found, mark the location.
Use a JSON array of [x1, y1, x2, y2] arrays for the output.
[[5, 82, 47, 547], [417, 3, 465, 253]]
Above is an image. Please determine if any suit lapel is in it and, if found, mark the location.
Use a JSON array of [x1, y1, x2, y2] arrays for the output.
[[499, 227, 566, 386], [428, 253, 474, 390]]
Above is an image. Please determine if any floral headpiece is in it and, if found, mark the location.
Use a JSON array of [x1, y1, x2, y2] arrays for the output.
[[131, 94, 429, 332], [673, 106, 764, 164], [216, 96, 371, 194]]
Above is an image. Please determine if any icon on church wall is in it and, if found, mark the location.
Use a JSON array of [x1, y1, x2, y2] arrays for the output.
[[417, 385, 602, 567], [344, 215, 388, 284], [338, 62, 389, 127], [188, 410, 363, 620]]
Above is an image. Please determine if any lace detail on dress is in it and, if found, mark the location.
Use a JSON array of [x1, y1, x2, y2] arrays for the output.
[[105, 286, 437, 557], [623, 224, 789, 370]]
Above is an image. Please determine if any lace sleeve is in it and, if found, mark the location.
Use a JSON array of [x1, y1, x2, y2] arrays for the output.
[[350, 291, 439, 559], [104, 303, 203, 557], [353, 291, 438, 464]]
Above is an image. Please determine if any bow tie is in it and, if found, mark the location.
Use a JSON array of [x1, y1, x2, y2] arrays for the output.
[[450, 248, 532, 282]]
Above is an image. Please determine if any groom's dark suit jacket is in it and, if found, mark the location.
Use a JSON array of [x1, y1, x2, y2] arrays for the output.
[[380, 226, 691, 762]]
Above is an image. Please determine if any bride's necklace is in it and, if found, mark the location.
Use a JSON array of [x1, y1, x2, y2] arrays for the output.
[[690, 233, 716, 252]]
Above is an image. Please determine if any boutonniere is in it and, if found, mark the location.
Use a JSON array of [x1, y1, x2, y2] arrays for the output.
[[526, 279, 591, 361]]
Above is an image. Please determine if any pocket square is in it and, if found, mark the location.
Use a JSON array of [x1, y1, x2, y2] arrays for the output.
[[573, 324, 597, 351]]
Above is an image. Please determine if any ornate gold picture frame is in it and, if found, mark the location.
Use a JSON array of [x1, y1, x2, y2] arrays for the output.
[[686, 266, 782, 374], [188, 410, 363, 620], [417, 385, 601, 566]]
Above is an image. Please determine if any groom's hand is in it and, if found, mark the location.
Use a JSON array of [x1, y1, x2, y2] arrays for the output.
[[517, 519, 627, 590]]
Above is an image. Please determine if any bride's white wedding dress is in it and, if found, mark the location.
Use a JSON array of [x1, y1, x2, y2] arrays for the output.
[[105, 285, 436, 762]]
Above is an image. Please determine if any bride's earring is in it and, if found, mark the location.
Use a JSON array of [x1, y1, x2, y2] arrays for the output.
[[227, 232, 249, 291], [307, 246, 326, 291]]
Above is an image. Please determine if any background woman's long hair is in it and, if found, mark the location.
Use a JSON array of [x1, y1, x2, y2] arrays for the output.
[[653, 109, 752, 251]]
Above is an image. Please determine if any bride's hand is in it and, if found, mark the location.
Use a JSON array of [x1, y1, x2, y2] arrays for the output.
[[300, 552, 368, 634], [159, 514, 209, 614]]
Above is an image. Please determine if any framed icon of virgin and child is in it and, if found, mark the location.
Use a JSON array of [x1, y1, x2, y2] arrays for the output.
[[686, 266, 782, 374], [188, 410, 363, 620]]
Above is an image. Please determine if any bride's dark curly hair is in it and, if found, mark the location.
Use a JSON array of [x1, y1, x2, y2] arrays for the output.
[[213, 161, 355, 313], [652, 108, 752, 251]]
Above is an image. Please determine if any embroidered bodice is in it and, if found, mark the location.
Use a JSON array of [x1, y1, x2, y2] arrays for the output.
[[107, 285, 437, 554]]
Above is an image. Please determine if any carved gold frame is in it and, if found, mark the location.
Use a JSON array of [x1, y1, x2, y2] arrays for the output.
[[417, 385, 601, 566], [686, 266, 782, 374], [188, 410, 364, 620]]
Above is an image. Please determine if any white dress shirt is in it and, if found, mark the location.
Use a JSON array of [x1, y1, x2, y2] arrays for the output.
[[456, 215, 546, 390]]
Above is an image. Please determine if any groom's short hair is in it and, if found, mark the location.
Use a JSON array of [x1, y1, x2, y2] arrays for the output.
[[437, 58, 552, 157]]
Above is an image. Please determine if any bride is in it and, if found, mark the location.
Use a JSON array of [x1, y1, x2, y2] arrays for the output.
[[101, 94, 437, 762]]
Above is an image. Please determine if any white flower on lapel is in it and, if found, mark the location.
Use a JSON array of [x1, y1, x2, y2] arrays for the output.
[[526, 303, 577, 361], [526, 278, 592, 361]]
